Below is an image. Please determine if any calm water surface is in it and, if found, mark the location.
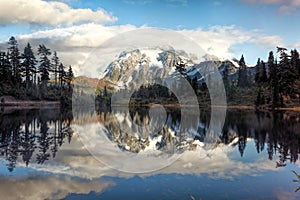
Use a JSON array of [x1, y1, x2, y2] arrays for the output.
[[0, 107, 299, 200]]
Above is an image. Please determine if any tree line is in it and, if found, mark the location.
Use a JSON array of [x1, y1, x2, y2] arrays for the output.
[[0, 36, 74, 102], [221, 47, 300, 108]]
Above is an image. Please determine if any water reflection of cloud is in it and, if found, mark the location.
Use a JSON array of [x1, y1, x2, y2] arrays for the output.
[[0, 175, 113, 200], [274, 190, 299, 200], [20, 122, 280, 180]]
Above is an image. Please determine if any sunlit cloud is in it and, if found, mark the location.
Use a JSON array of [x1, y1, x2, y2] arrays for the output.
[[254, 35, 284, 48], [0, 0, 116, 26], [2, 23, 283, 78], [0, 175, 114, 200]]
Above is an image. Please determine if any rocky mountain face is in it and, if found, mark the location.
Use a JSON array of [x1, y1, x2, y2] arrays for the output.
[[99, 47, 245, 92], [101, 48, 193, 90]]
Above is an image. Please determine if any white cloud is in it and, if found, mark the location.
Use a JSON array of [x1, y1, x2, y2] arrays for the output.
[[0, 0, 117, 26], [254, 35, 284, 48], [1, 23, 283, 78], [179, 25, 256, 59], [0, 175, 113, 200], [294, 40, 300, 48], [242, 0, 300, 13], [17, 23, 137, 76], [18, 23, 137, 48]]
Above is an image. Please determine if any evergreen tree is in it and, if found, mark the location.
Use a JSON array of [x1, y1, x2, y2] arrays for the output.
[[272, 59, 281, 107], [278, 48, 293, 95], [268, 51, 275, 81], [291, 49, 300, 82], [255, 58, 261, 83], [260, 60, 267, 82], [65, 66, 74, 92], [22, 43, 37, 95], [8, 36, 21, 87], [0, 51, 11, 84], [58, 63, 66, 96], [51, 51, 59, 85], [267, 51, 280, 107], [38, 44, 51, 88], [237, 54, 248, 87]]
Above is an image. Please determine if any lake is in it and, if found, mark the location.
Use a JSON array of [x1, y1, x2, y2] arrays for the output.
[[0, 106, 300, 200]]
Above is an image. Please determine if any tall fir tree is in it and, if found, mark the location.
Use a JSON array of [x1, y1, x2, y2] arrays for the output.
[[65, 66, 74, 92], [268, 51, 275, 80], [51, 51, 59, 85], [291, 49, 300, 82], [255, 58, 261, 83], [237, 54, 248, 87], [8, 36, 21, 87], [0, 51, 11, 84], [22, 43, 37, 95], [272, 59, 281, 107], [278, 48, 293, 95], [58, 63, 66, 96], [38, 44, 51, 88], [260, 60, 267, 82]]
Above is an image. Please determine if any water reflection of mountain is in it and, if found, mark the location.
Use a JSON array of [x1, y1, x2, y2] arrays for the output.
[[96, 107, 300, 165], [1, 107, 299, 172], [0, 109, 73, 172]]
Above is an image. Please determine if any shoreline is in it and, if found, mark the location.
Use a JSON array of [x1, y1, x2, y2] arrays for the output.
[[1, 100, 60, 109], [2, 100, 300, 112], [130, 103, 300, 111]]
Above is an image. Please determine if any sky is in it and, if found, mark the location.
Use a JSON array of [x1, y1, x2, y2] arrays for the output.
[[1, 0, 300, 77]]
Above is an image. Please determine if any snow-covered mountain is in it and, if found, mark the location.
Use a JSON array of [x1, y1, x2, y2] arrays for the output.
[[101, 48, 195, 90], [99, 47, 249, 92]]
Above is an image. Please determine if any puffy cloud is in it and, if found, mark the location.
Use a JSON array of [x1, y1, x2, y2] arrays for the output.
[[0, 175, 113, 200], [179, 25, 256, 59], [16, 23, 137, 76], [0, 0, 116, 26], [1, 23, 283, 78]]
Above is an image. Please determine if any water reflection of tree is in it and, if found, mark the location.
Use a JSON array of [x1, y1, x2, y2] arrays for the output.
[[0, 109, 73, 172], [222, 110, 300, 165]]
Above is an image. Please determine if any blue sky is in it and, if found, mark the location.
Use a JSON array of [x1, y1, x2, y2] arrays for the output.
[[1, 0, 300, 75], [65, 0, 300, 41]]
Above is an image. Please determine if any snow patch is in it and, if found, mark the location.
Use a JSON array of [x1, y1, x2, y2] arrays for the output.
[[140, 49, 163, 68], [126, 76, 132, 87], [143, 135, 162, 152], [193, 140, 204, 147]]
